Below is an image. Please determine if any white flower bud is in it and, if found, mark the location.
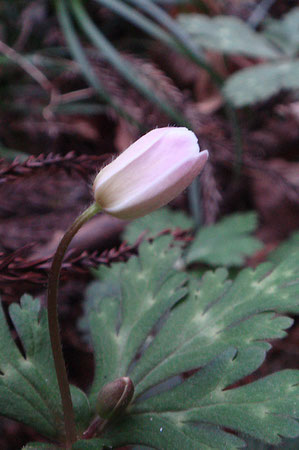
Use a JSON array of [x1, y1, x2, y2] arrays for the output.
[[93, 127, 208, 219]]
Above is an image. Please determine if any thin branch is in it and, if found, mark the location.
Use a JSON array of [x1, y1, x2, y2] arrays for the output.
[[0, 39, 54, 94]]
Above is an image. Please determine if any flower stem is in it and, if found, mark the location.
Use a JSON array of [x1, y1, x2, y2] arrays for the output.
[[47, 203, 101, 448]]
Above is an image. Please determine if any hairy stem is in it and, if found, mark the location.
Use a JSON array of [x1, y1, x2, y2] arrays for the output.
[[47, 203, 101, 447]]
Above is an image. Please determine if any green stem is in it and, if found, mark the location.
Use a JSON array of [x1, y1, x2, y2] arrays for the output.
[[47, 202, 101, 447], [188, 177, 202, 229]]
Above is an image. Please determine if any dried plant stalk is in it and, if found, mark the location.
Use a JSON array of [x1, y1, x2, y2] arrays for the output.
[[0, 152, 110, 184]]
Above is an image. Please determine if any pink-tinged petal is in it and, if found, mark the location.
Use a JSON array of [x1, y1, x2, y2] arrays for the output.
[[104, 150, 209, 219], [94, 129, 198, 203], [93, 127, 209, 220], [94, 127, 186, 187]]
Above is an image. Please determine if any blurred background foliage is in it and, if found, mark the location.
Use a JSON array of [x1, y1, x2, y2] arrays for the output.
[[1, 0, 298, 228]]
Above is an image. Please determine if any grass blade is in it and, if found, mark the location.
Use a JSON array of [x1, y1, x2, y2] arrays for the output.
[[100, 0, 243, 172], [56, 0, 139, 126], [126, 0, 222, 83], [72, 0, 189, 126], [127, 0, 243, 172], [95, 0, 175, 48]]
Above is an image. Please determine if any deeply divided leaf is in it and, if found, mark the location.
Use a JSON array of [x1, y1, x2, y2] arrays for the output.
[[178, 14, 280, 59], [0, 295, 64, 440], [0, 295, 90, 440], [123, 208, 194, 245], [186, 212, 262, 267], [268, 230, 299, 264], [223, 60, 299, 107], [87, 236, 188, 407], [131, 349, 299, 447], [81, 349, 299, 448], [85, 235, 299, 448], [263, 6, 299, 56], [131, 258, 299, 395]]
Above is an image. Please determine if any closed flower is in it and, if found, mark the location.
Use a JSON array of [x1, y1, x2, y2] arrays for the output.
[[93, 127, 208, 219]]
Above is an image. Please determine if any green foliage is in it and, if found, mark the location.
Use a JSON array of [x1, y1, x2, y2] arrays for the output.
[[0, 295, 63, 440], [124, 210, 262, 268], [130, 254, 299, 396], [222, 7, 299, 107], [123, 208, 194, 245], [178, 14, 280, 59], [179, 8, 299, 107], [223, 60, 299, 107], [80, 235, 299, 448], [268, 231, 299, 264], [2, 230, 299, 448], [131, 349, 299, 446], [263, 7, 299, 57], [86, 235, 188, 408], [55, 0, 243, 170], [0, 295, 91, 440], [186, 212, 262, 267], [74, 350, 299, 448], [245, 435, 299, 449]]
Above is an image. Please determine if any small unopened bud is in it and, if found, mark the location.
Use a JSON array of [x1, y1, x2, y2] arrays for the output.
[[96, 377, 134, 420]]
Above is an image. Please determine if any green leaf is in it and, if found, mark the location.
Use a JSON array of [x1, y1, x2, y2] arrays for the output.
[[103, 406, 244, 449], [126, 0, 206, 63], [79, 262, 125, 342], [263, 7, 299, 57], [178, 14, 280, 59], [80, 349, 299, 448], [123, 208, 194, 245], [268, 231, 299, 265], [223, 60, 299, 107], [71, 385, 92, 435], [73, 438, 119, 449], [0, 295, 91, 439], [87, 236, 188, 409], [131, 255, 299, 395], [0, 295, 63, 440], [245, 435, 299, 449], [95, 0, 221, 85], [186, 212, 262, 267], [82, 235, 299, 448], [131, 348, 299, 446]]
